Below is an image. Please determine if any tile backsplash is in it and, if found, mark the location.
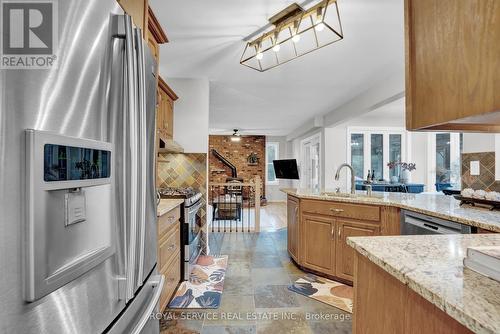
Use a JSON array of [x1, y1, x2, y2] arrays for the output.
[[157, 152, 208, 224], [461, 152, 500, 192]]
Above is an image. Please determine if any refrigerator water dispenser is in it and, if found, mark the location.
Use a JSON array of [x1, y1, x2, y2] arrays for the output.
[[24, 130, 115, 302]]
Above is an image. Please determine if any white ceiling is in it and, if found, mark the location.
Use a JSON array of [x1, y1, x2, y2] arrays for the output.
[[149, 0, 405, 136]]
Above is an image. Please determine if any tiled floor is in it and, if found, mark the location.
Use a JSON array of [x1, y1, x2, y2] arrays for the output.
[[160, 230, 352, 334]]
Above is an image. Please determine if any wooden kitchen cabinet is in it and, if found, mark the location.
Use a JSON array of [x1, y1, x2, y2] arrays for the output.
[[157, 205, 181, 312], [302, 213, 336, 275], [405, 0, 500, 132], [287, 196, 300, 262], [288, 195, 394, 284], [353, 254, 473, 334], [335, 219, 380, 281], [157, 76, 178, 141], [146, 6, 168, 64]]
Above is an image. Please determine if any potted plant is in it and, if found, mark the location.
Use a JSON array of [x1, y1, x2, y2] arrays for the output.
[[387, 161, 416, 184]]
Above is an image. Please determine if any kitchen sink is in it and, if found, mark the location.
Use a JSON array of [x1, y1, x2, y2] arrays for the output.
[[320, 192, 383, 201]]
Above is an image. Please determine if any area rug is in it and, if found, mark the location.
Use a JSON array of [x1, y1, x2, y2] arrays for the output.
[[168, 255, 228, 309], [288, 274, 353, 313]]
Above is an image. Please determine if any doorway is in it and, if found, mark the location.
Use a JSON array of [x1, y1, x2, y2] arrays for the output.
[[301, 134, 321, 191]]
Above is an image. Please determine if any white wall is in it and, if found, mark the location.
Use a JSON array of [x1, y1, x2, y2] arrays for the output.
[[265, 136, 291, 202], [169, 78, 209, 153], [462, 133, 496, 153], [462, 133, 500, 181]]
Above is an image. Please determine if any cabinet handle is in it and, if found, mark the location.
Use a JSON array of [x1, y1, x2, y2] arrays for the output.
[[167, 216, 175, 223], [331, 225, 335, 240], [294, 207, 299, 221], [338, 227, 341, 240], [330, 208, 344, 213], [167, 244, 176, 251]]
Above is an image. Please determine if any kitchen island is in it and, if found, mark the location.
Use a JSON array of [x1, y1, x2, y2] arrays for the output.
[[348, 234, 500, 334], [281, 188, 500, 283], [281, 188, 500, 333]]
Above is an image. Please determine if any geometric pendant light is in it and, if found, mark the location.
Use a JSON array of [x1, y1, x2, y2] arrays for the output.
[[240, 0, 343, 72]]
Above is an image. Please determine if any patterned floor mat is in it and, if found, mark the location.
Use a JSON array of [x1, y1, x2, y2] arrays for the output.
[[168, 255, 228, 309]]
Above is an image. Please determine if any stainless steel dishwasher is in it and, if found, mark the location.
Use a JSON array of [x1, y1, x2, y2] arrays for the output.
[[401, 210, 476, 235]]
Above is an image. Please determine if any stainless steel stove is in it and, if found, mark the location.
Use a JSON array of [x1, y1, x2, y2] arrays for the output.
[[158, 187, 203, 280]]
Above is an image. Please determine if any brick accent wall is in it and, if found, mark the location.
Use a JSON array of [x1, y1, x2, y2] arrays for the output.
[[209, 135, 266, 196]]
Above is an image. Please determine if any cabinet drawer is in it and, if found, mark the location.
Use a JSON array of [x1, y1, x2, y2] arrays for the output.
[[158, 206, 181, 237], [159, 253, 180, 312], [159, 223, 180, 272], [302, 199, 380, 222]]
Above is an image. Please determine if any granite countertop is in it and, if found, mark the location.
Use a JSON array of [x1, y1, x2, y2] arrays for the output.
[[157, 199, 184, 217], [347, 234, 500, 334], [281, 188, 500, 232]]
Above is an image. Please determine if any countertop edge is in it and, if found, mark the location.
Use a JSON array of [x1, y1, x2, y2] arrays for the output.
[[347, 237, 494, 334], [282, 188, 500, 233], [157, 199, 184, 217]]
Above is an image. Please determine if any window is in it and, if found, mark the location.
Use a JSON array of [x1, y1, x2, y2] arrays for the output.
[[266, 142, 279, 184], [427, 132, 461, 191], [347, 128, 407, 182], [389, 134, 402, 179], [350, 134, 364, 179], [371, 134, 384, 180], [436, 133, 451, 183]]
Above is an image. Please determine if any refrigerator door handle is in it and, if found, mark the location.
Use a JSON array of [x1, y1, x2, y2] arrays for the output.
[[124, 14, 139, 302], [130, 275, 165, 334], [135, 26, 147, 288]]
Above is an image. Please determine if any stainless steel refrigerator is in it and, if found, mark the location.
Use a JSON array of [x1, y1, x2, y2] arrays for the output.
[[0, 0, 162, 333]]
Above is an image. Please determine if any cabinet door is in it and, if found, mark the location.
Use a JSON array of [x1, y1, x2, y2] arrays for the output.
[[147, 33, 159, 63], [156, 89, 164, 138], [302, 213, 335, 274], [336, 219, 380, 281], [165, 96, 174, 138], [405, 0, 500, 131], [287, 196, 299, 261]]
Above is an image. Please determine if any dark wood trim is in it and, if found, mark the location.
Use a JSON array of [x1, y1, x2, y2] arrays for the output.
[[158, 76, 178, 101], [148, 6, 168, 44]]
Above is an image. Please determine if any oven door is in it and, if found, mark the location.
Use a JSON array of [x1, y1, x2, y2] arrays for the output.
[[185, 200, 203, 245], [183, 200, 203, 280]]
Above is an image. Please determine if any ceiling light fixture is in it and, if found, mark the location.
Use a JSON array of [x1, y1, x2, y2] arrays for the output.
[[231, 129, 241, 142], [240, 0, 343, 72]]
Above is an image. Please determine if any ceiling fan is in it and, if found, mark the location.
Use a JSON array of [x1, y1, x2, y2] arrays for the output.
[[230, 129, 241, 142]]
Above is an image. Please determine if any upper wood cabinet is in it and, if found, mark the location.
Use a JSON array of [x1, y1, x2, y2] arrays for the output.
[[116, 0, 148, 35], [147, 6, 168, 63], [157, 76, 178, 140], [405, 0, 500, 132]]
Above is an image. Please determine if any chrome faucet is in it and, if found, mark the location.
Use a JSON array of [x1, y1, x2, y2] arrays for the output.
[[335, 163, 356, 194]]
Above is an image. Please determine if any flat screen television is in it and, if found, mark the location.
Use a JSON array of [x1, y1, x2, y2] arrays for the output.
[[273, 159, 299, 180]]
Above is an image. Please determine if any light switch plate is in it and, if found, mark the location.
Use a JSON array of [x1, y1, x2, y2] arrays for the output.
[[470, 161, 480, 176]]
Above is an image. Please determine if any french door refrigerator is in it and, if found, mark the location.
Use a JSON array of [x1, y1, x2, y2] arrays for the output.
[[0, 0, 162, 333]]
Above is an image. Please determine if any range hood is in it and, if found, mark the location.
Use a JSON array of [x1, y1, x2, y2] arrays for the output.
[[158, 137, 184, 153]]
